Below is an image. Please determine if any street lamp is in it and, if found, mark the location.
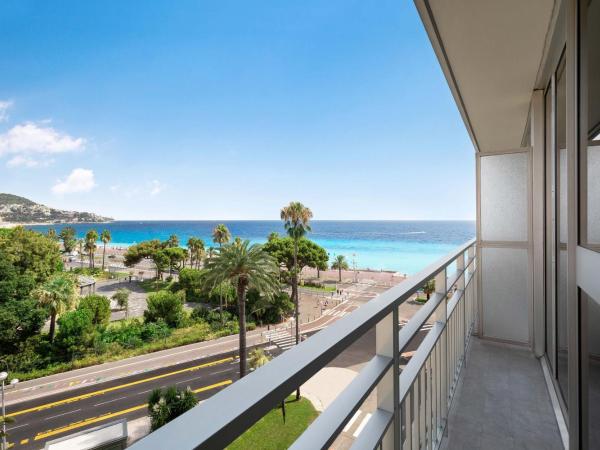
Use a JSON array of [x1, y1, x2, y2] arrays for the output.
[[0, 363, 18, 450]]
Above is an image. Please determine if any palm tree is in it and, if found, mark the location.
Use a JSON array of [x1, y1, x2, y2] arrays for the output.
[[212, 224, 231, 322], [281, 201, 312, 400], [77, 239, 85, 269], [100, 229, 111, 271], [186, 237, 205, 269], [332, 255, 349, 282], [204, 239, 279, 377], [85, 229, 99, 269], [423, 279, 435, 300], [212, 224, 231, 247], [35, 273, 78, 342], [47, 228, 58, 241]]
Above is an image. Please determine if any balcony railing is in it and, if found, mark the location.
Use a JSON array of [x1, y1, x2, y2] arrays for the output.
[[130, 239, 477, 450]]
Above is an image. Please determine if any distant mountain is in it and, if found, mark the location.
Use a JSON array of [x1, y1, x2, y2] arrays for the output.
[[0, 193, 113, 224]]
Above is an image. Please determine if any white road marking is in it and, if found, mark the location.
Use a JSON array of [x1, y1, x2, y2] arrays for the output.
[[44, 408, 82, 421], [7, 422, 29, 431], [93, 396, 127, 407], [343, 410, 361, 432], [353, 413, 372, 437]]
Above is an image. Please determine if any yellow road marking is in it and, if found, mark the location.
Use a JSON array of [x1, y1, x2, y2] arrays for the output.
[[10, 357, 234, 418], [34, 380, 232, 441], [20, 439, 29, 445]]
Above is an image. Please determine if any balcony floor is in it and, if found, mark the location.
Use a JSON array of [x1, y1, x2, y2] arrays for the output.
[[442, 338, 564, 450]]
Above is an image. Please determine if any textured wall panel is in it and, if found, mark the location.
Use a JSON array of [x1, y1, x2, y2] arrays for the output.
[[480, 152, 528, 242], [481, 247, 529, 343]]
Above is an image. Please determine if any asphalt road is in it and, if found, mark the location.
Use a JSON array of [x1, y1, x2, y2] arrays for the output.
[[5, 350, 248, 450]]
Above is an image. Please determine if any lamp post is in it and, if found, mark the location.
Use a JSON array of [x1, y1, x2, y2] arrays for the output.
[[0, 370, 7, 450], [0, 361, 18, 450]]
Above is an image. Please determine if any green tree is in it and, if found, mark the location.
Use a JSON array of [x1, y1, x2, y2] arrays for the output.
[[204, 239, 279, 377], [59, 226, 76, 253], [164, 247, 187, 276], [100, 229, 111, 271], [178, 268, 203, 301], [124, 240, 169, 279], [279, 201, 313, 394], [423, 279, 435, 300], [148, 386, 198, 431], [0, 251, 36, 303], [85, 229, 99, 269], [165, 234, 179, 248], [0, 226, 62, 282], [112, 288, 130, 318], [267, 231, 280, 242], [186, 237, 205, 269], [212, 224, 232, 322], [47, 228, 58, 241], [249, 348, 271, 371], [35, 273, 78, 342], [144, 290, 185, 328], [77, 239, 85, 269], [212, 224, 231, 247], [331, 255, 349, 282], [55, 308, 95, 357], [78, 294, 111, 329], [0, 299, 47, 354], [263, 237, 328, 277]]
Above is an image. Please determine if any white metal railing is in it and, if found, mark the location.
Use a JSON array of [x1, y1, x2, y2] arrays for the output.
[[130, 239, 477, 450]]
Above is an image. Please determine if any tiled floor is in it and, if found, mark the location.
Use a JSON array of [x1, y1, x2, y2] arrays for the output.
[[442, 338, 564, 450]]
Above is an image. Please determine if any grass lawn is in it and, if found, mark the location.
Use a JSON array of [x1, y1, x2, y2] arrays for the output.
[[415, 296, 428, 304], [227, 396, 318, 450], [139, 279, 174, 292], [300, 284, 336, 293]]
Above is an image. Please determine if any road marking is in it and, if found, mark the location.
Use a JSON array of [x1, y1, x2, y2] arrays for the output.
[[44, 409, 81, 421], [93, 396, 127, 407], [343, 410, 361, 432], [9, 357, 233, 418], [34, 380, 232, 441], [353, 413, 372, 437], [7, 423, 29, 431], [20, 439, 29, 445]]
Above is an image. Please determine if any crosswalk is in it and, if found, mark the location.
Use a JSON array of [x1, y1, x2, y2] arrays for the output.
[[322, 309, 350, 318], [263, 329, 296, 350], [400, 318, 434, 331]]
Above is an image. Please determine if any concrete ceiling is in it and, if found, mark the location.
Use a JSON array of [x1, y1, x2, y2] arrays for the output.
[[415, 0, 556, 153]]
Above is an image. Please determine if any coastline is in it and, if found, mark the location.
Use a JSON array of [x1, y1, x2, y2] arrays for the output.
[[1, 221, 113, 229]]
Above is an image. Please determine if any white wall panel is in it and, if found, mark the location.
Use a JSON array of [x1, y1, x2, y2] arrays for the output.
[[480, 152, 528, 242], [481, 247, 529, 343]]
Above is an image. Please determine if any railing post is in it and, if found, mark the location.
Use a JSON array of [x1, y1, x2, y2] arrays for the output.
[[434, 267, 448, 434], [375, 306, 400, 449]]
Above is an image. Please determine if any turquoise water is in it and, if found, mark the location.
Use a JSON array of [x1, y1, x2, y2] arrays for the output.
[[27, 220, 475, 274]]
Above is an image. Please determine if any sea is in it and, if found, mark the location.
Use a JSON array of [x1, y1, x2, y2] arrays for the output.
[[27, 220, 475, 274]]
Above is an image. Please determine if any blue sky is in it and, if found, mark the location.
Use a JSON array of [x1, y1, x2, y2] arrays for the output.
[[0, 0, 475, 220]]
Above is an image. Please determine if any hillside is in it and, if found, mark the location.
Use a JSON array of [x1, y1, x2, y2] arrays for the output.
[[0, 193, 113, 224]]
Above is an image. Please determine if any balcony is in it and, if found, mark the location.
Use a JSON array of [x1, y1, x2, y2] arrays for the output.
[[129, 240, 564, 449]]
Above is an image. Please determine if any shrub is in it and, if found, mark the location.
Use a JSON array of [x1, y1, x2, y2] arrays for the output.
[[55, 309, 96, 357], [78, 294, 111, 329], [178, 268, 204, 301], [148, 386, 198, 431], [144, 290, 185, 328]]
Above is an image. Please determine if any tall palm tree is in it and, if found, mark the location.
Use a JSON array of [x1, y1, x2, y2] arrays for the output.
[[77, 239, 85, 269], [212, 224, 231, 322], [204, 239, 278, 377], [212, 224, 231, 247], [186, 237, 205, 269], [281, 201, 312, 400], [332, 255, 349, 282], [100, 229, 112, 271], [85, 229, 99, 269], [35, 273, 78, 342]]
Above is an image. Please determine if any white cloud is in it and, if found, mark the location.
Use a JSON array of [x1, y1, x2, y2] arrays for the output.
[[6, 155, 42, 168], [0, 122, 85, 167], [149, 180, 165, 196], [52, 168, 96, 194], [0, 100, 13, 122]]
